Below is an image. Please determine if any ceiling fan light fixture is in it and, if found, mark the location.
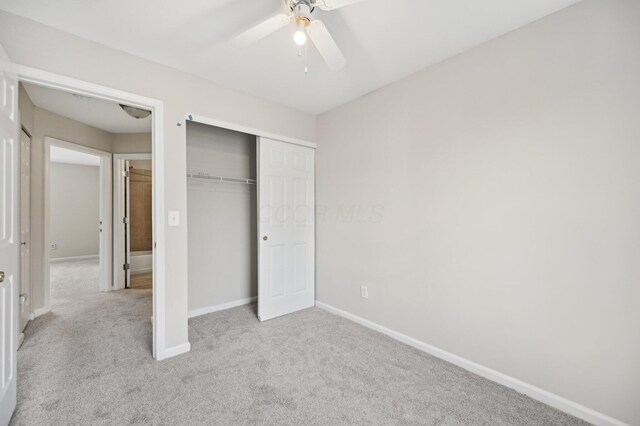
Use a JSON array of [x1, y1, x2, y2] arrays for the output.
[[230, 0, 355, 71], [294, 27, 307, 46], [294, 16, 309, 46], [119, 104, 151, 119]]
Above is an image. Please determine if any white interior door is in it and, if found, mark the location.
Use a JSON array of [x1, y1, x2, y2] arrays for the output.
[[19, 129, 31, 339], [257, 137, 315, 321], [0, 43, 19, 426], [124, 160, 131, 287], [114, 158, 126, 289]]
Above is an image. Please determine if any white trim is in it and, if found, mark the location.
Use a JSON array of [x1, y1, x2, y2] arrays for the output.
[[131, 268, 152, 274], [152, 101, 167, 361], [163, 342, 191, 358], [132, 250, 153, 255], [19, 128, 35, 328], [188, 297, 257, 319], [315, 301, 628, 426], [50, 255, 99, 262], [33, 306, 50, 318], [112, 153, 152, 291], [17, 65, 169, 361], [186, 114, 317, 149]]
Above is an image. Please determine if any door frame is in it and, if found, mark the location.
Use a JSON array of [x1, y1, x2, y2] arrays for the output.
[[17, 65, 166, 360], [113, 153, 153, 290], [186, 114, 317, 149], [19, 127, 33, 348], [44, 137, 112, 298]]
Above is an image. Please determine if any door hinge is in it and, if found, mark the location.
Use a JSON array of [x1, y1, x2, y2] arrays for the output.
[[123, 263, 130, 270], [123, 170, 130, 178], [123, 217, 129, 224]]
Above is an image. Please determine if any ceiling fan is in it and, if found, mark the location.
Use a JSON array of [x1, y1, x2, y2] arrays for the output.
[[230, 0, 369, 71]]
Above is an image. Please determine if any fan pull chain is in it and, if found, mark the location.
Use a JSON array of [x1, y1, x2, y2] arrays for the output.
[[304, 42, 308, 74]]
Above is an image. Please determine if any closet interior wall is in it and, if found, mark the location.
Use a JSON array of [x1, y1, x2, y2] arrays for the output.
[[186, 121, 257, 315]]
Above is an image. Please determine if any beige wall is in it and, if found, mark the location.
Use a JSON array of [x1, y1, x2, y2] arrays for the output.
[[130, 159, 152, 171], [50, 163, 100, 259], [1, 9, 316, 350], [317, 0, 640, 424], [186, 122, 256, 313], [111, 133, 152, 153]]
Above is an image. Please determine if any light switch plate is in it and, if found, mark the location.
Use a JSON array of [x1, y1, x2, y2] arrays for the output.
[[360, 285, 368, 299], [168, 211, 180, 227]]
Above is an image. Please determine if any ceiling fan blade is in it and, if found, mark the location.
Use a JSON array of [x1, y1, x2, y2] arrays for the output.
[[230, 13, 292, 48], [315, 0, 369, 11], [307, 20, 347, 71]]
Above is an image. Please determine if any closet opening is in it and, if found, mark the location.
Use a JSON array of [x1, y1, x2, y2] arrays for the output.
[[186, 121, 258, 318], [185, 116, 316, 322]]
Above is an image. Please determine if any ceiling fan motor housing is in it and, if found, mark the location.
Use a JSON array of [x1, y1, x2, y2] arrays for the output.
[[288, 0, 315, 20]]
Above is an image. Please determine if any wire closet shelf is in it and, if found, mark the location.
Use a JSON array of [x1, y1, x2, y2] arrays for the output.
[[186, 171, 256, 185]]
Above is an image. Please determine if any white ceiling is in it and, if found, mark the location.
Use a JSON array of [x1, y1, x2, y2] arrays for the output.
[[50, 146, 100, 167], [3, 0, 580, 114], [22, 83, 151, 133]]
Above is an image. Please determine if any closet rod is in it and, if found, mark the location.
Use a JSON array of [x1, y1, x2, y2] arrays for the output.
[[187, 172, 256, 185]]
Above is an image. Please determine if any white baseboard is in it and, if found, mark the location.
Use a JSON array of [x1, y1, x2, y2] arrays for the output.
[[130, 253, 152, 273], [50, 254, 99, 262], [160, 342, 191, 360], [34, 306, 51, 318], [188, 296, 257, 319], [315, 301, 627, 426], [131, 268, 152, 274]]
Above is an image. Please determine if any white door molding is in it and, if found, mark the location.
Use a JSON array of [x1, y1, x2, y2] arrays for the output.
[[17, 64, 168, 360], [19, 129, 32, 344], [186, 113, 317, 149]]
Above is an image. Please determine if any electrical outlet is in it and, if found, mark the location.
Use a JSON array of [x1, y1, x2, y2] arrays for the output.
[[360, 285, 368, 299], [50, 243, 57, 250]]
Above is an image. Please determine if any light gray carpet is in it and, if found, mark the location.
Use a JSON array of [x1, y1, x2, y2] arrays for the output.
[[11, 259, 588, 425]]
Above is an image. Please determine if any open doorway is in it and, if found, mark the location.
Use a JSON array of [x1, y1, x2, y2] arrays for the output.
[[45, 139, 111, 302], [114, 154, 154, 290], [14, 66, 167, 361], [16, 79, 158, 355], [0, 59, 170, 422]]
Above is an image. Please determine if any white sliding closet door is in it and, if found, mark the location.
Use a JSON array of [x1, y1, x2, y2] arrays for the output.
[[257, 137, 315, 321]]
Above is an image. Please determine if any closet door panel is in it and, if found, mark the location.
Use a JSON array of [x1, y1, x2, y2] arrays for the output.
[[293, 244, 307, 292], [268, 244, 286, 298], [258, 137, 315, 321]]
